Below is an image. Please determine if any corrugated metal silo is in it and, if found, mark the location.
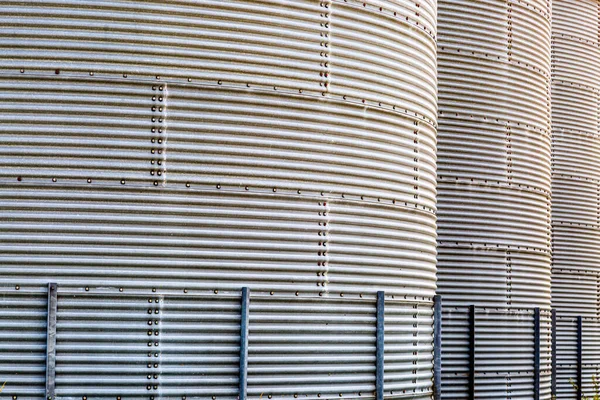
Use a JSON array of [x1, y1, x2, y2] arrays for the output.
[[551, 0, 600, 398], [436, 0, 553, 398], [0, 1, 438, 399]]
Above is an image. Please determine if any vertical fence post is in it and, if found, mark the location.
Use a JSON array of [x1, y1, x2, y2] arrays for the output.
[[551, 309, 556, 399], [376, 291, 385, 400], [239, 287, 250, 400], [533, 308, 540, 400], [433, 295, 442, 400], [468, 305, 475, 400], [577, 316, 583, 400], [46, 282, 58, 400]]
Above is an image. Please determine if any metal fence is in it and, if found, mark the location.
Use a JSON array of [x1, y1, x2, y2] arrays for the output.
[[16, 286, 600, 400], [2, 284, 435, 400], [440, 305, 553, 400]]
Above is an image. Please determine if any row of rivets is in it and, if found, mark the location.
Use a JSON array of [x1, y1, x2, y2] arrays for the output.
[[150, 85, 166, 187], [146, 296, 161, 394]]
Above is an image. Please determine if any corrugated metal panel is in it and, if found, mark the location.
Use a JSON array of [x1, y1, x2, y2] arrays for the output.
[[0, 289, 48, 397], [56, 292, 242, 399], [436, 0, 552, 398], [551, 0, 600, 397], [384, 300, 434, 399], [247, 296, 376, 399], [441, 307, 552, 399], [0, 0, 438, 398]]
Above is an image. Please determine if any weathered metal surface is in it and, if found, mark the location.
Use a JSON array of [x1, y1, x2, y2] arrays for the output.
[[46, 283, 58, 400], [436, 0, 552, 398], [0, 0, 438, 398], [376, 292, 384, 400], [239, 288, 250, 400], [433, 296, 442, 400]]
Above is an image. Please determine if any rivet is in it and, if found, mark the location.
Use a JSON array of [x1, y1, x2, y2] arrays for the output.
[[85, 286, 89, 291], [15, 285, 20, 290], [52, 178, 57, 182], [123, 74, 127, 78], [121, 179, 125, 185], [270, 291, 274, 295], [214, 289, 218, 294], [20, 69, 24, 73], [152, 288, 156, 292], [119, 287, 123, 292], [184, 289, 188, 293], [89, 72, 94, 76], [186, 182, 190, 188], [87, 178, 92, 183]]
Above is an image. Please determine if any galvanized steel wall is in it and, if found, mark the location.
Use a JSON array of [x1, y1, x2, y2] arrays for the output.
[[550, 0, 600, 398], [436, 0, 553, 398], [0, 1, 438, 399]]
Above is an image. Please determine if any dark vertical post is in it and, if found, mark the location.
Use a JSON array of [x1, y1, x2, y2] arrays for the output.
[[46, 282, 58, 400], [533, 307, 540, 400], [577, 316, 583, 400], [376, 291, 385, 400], [433, 295, 442, 400], [468, 305, 475, 400], [239, 287, 250, 400], [551, 309, 557, 399]]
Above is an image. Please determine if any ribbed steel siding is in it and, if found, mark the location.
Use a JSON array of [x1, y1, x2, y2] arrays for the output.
[[436, 0, 552, 398], [0, 0, 438, 398], [551, 0, 600, 398], [0, 289, 47, 397]]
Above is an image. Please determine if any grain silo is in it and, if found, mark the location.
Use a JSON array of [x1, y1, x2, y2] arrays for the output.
[[551, 0, 600, 398], [0, 1, 438, 399], [436, 0, 553, 398]]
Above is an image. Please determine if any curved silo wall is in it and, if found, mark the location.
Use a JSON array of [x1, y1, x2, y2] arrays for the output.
[[551, 0, 600, 398], [0, 1, 438, 399], [436, 0, 552, 399]]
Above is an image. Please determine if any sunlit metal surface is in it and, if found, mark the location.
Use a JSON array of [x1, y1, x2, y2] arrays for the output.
[[0, 0, 438, 398]]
